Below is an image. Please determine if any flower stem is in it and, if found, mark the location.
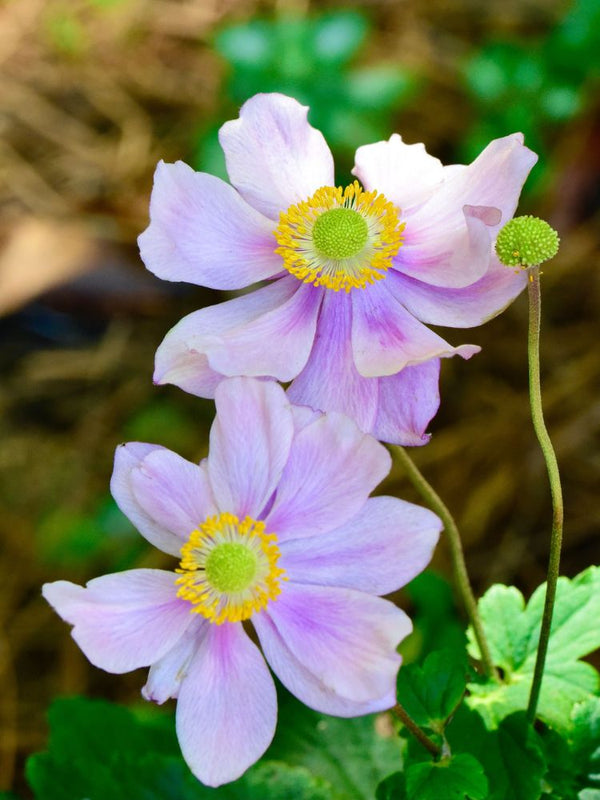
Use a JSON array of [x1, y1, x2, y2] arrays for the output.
[[393, 703, 441, 757], [393, 446, 499, 682], [526, 267, 564, 723]]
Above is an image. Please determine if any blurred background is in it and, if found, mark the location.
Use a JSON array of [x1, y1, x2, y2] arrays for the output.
[[0, 0, 599, 794]]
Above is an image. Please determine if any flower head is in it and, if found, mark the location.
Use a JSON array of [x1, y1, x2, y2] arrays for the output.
[[139, 93, 537, 444], [495, 215, 560, 268], [43, 378, 441, 787]]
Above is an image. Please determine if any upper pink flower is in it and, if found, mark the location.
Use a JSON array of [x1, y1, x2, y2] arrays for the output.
[[139, 93, 537, 445], [43, 378, 441, 786]]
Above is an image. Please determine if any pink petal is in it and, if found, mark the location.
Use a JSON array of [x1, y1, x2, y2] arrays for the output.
[[176, 623, 277, 787], [111, 442, 183, 555], [129, 449, 217, 552], [287, 291, 378, 433], [386, 255, 527, 328], [396, 204, 495, 288], [154, 277, 316, 395], [219, 93, 335, 220], [351, 281, 479, 378], [280, 495, 441, 595], [372, 360, 442, 446], [254, 610, 397, 717], [258, 583, 409, 704], [42, 570, 192, 673], [138, 161, 280, 289], [352, 133, 445, 210], [142, 623, 205, 704], [265, 410, 390, 542], [208, 378, 294, 518]]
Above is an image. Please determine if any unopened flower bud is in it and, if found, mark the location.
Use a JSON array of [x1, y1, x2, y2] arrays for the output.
[[495, 215, 559, 268]]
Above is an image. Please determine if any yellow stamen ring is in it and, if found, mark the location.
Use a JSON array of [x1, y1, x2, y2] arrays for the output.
[[274, 180, 405, 293], [176, 512, 285, 625]]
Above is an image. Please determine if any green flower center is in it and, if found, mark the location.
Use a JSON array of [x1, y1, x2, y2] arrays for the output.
[[495, 215, 560, 268], [312, 207, 369, 260], [205, 542, 258, 593]]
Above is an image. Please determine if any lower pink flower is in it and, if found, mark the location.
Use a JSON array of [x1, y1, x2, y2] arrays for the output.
[[43, 378, 441, 786]]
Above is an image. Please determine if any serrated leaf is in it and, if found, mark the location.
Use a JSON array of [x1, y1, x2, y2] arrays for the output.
[[405, 753, 488, 800], [397, 649, 468, 732], [570, 697, 600, 794], [467, 567, 600, 731]]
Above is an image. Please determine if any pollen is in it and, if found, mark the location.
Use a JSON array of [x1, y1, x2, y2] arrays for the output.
[[274, 181, 405, 292], [176, 512, 285, 624]]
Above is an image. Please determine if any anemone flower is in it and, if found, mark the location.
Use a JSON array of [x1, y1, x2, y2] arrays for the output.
[[43, 377, 441, 787], [139, 93, 537, 445]]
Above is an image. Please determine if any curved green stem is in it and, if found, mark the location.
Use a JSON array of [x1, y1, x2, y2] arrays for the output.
[[526, 267, 564, 722], [393, 703, 441, 758], [394, 446, 499, 682]]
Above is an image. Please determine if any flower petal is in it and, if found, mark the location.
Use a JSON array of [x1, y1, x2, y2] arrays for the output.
[[154, 277, 317, 394], [265, 410, 390, 542], [219, 93, 335, 220], [351, 281, 479, 377], [287, 291, 378, 433], [371, 360, 441, 446], [280, 495, 441, 595], [254, 610, 396, 717], [208, 377, 294, 518], [129, 449, 217, 552], [207, 282, 322, 381], [395, 204, 495, 288], [138, 161, 280, 290], [386, 255, 527, 328], [176, 622, 277, 787], [42, 570, 192, 673], [352, 133, 445, 210], [142, 624, 204, 704], [258, 583, 409, 704]]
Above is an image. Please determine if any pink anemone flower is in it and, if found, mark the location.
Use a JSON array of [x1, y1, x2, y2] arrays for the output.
[[43, 377, 441, 787], [139, 93, 537, 445]]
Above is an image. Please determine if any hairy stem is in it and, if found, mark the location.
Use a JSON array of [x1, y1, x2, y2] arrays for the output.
[[394, 446, 499, 682], [393, 703, 441, 757], [526, 267, 564, 722]]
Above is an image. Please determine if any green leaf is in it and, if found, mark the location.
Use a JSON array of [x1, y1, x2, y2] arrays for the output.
[[396, 649, 468, 733], [267, 689, 403, 800], [376, 772, 408, 799], [345, 67, 415, 110], [447, 709, 547, 800], [570, 697, 600, 794], [405, 753, 487, 800], [467, 567, 600, 731], [241, 762, 333, 800], [310, 11, 368, 65]]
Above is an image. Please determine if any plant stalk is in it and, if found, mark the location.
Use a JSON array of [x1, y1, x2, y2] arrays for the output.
[[393, 703, 441, 758], [394, 446, 499, 682], [526, 267, 564, 722]]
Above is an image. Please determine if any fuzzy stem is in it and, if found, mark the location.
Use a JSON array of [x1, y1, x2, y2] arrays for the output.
[[394, 446, 499, 682], [526, 267, 564, 722], [393, 703, 441, 757]]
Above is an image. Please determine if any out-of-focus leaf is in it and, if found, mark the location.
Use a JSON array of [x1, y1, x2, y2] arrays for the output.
[[346, 67, 415, 110], [311, 11, 368, 66]]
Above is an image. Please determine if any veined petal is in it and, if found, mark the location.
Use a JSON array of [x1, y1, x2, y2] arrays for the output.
[[208, 378, 294, 519], [111, 442, 184, 555], [280, 496, 441, 595], [351, 281, 479, 378], [352, 133, 445, 210], [258, 583, 409, 703], [42, 570, 192, 674], [372, 360, 441, 446], [219, 93, 335, 220], [265, 410, 390, 542], [138, 161, 280, 289], [254, 610, 396, 717], [386, 255, 528, 328], [206, 281, 323, 381], [154, 277, 298, 396], [142, 625, 204, 704], [395, 204, 495, 288], [176, 623, 277, 787], [129, 449, 217, 553], [287, 291, 378, 433]]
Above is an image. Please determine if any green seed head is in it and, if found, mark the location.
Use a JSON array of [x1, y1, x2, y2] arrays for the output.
[[205, 542, 258, 593], [312, 207, 369, 260], [495, 215, 560, 268]]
